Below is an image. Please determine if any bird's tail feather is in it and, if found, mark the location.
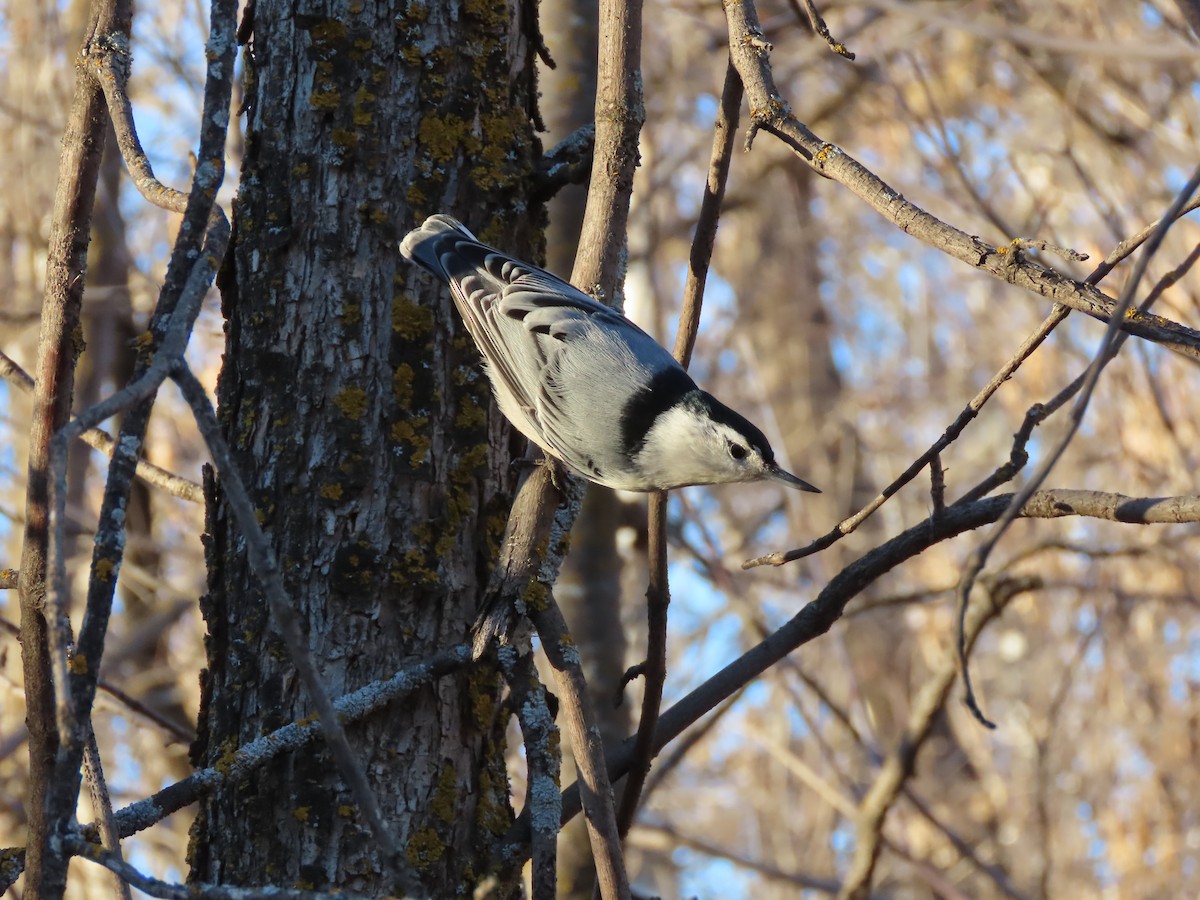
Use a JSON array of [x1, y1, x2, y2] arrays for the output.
[[399, 214, 479, 277]]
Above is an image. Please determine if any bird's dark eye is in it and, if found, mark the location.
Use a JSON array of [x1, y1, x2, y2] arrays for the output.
[[728, 442, 747, 461]]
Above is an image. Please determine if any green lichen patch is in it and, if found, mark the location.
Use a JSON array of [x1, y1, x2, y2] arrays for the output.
[[333, 386, 369, 420]]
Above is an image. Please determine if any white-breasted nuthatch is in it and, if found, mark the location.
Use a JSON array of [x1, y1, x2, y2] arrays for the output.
[[400, 214, 819, 494]]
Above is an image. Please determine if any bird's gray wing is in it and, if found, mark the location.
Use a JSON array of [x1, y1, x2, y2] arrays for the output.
[[401, 217, 652, 468]]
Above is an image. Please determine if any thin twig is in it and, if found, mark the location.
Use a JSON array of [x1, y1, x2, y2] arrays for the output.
[[785, 0, 855, 59], [671, 59, 742, 369], [955, 164, 1200, 727], [632, 822, 841, 893], [0, 616, 195, 744], [88, 36, 189, 212], [81, 724, 133, 900], [615, 491, 668, 838], [743, 191, 1200, 569], [0, 349, 202, 502], [742, 304, 1067, 568], [615, 56, 744, 840]]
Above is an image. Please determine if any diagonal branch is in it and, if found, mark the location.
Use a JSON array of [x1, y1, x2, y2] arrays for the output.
[[505, 486, 1200, 856], [954, 164, 1200, 727], [744, 189, 1200, 570], [89, 34, 189, 213], [0, 349, 202, 502], [723, 0, 1200, 361]]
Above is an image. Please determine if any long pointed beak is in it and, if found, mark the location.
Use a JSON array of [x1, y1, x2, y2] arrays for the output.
[[766, 463, 821, 493]]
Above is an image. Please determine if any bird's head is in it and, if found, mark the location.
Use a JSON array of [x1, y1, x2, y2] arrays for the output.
[[637, 391, 821, 493]]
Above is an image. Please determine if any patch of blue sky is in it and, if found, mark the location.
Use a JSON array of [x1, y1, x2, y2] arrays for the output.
[[697, 268, 737, 315], [829, 819, 854, 863], [675, 850, 756, 899], [693, 92, 719, 127], [1169, 635, 1200, 689], [1074, 801, 1115, 887], [911, 128, 942, 161], [1082, 636, 1106, 673], [1164, 618, 1181, 643], [1075, 605, 1099, 636], [785, 699, 812, 741]]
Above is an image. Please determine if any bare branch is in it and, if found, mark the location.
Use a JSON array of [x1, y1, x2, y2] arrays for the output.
[[89, 34, 189, 212], [80, 726, 132, 900], [0, 348, 202, 502], [785, 0, 855, 59], [955, 164, 1200, 727], [744, 184, 1200, 570], [63, 834, 368, 900], [508, 485, 1200, 856], [743, 304, 1066, 569], [632, 821, 841, 893], [837, 575, 1040, 900], [17, 1, 135, 892], [723, 0, 1200, 360], [530, 124, 595, 203]]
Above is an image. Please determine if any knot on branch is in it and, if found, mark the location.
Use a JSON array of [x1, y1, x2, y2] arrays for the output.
[[745, 94, 791, 151], [82, 32, 131, 81], [740, 27, 773, 56]]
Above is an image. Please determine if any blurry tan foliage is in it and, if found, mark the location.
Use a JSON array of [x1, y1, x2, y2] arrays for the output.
[[1, 0, 222, 895], [2, 0, 1200, 897]]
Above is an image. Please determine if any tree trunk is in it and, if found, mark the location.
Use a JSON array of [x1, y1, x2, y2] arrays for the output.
[[189, 1, 543, 894]]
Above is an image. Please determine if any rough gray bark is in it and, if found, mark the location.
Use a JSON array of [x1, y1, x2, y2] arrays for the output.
[[189, 1, 544, 895]]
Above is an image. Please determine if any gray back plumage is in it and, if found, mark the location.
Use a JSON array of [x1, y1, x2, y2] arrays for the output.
[[400, 215, 691, 488]]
